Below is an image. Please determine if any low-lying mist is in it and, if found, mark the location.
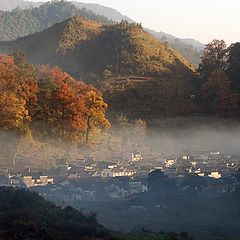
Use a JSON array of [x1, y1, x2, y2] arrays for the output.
[[146, 117, 240, 154]]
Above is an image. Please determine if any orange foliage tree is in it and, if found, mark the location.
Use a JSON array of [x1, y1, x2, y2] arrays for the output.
[[84, 90, 110, 144], [0, 55, 110, 144], [0, 92, 30, 130]]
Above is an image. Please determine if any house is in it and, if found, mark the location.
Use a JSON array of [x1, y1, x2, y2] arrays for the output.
[[35, 176, 54, 186], [208, 171, 222, 179], [101, 169, 113, 178], [29, 184, 58, 200], [85, 164, 96, 172], [23, 176, 35, 187], [165, 158, 176, 167], [100, 168, 136, 178], [9, 176, 23, 187], [182, 155, 192, 160], [131, 152, 143, 162]]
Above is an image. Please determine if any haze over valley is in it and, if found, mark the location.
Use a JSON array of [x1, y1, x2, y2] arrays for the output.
[[0, 1, 240, 240]]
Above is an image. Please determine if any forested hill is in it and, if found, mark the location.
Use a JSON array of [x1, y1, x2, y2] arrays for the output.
[[0, 187, 194, 240], [0, 16, 196, 117], [0, 1, 110, 42], [0, 0, 203, 66], [0, 0, 41, 11], [0, 187, 114, 239]]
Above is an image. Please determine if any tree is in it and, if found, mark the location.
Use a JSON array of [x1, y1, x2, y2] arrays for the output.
[[227, 42, 240, 90], [202, 70, 238, 117], [13, 53, 38, 116], [53, 82, 87, 141], [181, 175, 207, 196], [198, 40, 228, 81], [147, 170, 176, 194], [0, 92, 30, 130], [84, 90, 110, 144], [0, 54, 37, 119], [0, 55, 15, 92]]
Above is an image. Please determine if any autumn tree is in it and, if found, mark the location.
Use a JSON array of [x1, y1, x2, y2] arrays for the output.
[[0, 55, 32, 131], [84, 90, 110, 144], [202, 70, 238, 117], [198, 40, 228, 81], [0, 55, 15, 92], [53, 82, 87, 141], [0, 92, 30, 130], [0, 54, 110, 142], [13, 53, 38, 116]]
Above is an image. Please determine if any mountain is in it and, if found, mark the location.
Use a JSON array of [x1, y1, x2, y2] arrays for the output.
[[72, 1, 133, 23], [71, 1, 205, 64], [0, 0, 41, 11], [0, 1, 110, 42], [0, 0, 203, 66], [147, 29, 204, 66], [0, 16, 197, 118]]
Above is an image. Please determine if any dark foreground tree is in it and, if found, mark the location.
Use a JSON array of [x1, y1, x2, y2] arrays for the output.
[[202, 70, 238, 117], [227, 42, 240, 90]]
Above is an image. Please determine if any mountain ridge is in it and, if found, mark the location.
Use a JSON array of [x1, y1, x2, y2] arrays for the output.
[[0, 16, 197, 118], [0, 1, 110, 42], [0, 0, 204, 66]]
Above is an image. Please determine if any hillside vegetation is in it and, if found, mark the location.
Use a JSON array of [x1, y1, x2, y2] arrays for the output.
[[0, 0, 203, 65], [0, 187, 115, 240], [0, 1, 110, 42], [0, 17, 197, 118], [0, 0, 41, 11]]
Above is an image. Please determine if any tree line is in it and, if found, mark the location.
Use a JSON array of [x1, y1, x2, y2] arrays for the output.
[[0, 52, 110, 144], [198, 40, 240, 117]]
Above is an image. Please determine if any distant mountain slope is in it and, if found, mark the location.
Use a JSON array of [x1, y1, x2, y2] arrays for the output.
[[0, 17, 197, 117], [0, 0, 203, 66], [147, 29, 204, 66], [0, 1, 110, 41], [0, 0, 41, 11], [72, 1, 133, 23]]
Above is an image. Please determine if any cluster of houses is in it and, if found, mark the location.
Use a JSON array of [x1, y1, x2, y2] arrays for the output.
[[154, 151, 239, 180], [0, 150, 239, 203]]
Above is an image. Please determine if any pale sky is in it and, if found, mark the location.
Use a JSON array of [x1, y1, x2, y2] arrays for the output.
[[34, 0, 240, 44]]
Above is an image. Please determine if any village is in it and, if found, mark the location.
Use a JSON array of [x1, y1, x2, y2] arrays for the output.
[[0, 149, 239, 204]]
